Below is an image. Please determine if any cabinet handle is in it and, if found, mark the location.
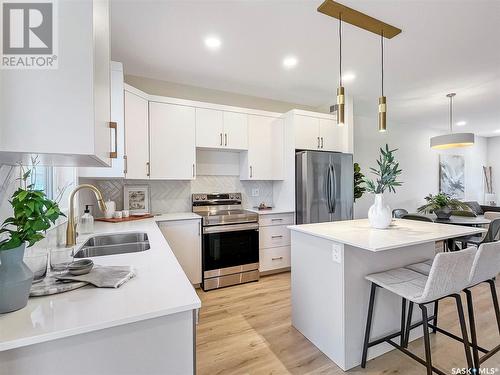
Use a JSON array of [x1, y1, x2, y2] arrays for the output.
[[250, 166, 253, 178], [109, 122, 118, 159], [123, 155, 128, 175], [198, 222, 201, 236], [321, 137, 324, 149], [317, 136, 320, 149], [192, 163, 195, 178], [224, 133, 227, 146], [272, 256, 284, 261], [271, 235, 283, 239], [271, 218, 283, 222], [220, 133, 223, 146], [146, 161, 150, 177]]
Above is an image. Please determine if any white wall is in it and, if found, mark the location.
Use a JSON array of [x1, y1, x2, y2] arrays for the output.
[[487, 136, 500, 202], [353, 115, 488, 219]]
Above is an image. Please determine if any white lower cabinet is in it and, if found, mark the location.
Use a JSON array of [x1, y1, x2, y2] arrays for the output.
[[158, 219, 202, 285], [258, 212, 293, 273]]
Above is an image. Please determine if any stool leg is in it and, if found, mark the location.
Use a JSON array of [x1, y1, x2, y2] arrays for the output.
[[432, 300, 438, 334], [401, 298, 407, 346], [464, 289, 480, 371], [454, 294, 474, 370], [486, 279, 500, 333], [404, 301, 414, 348], [361, 283, 377, 368], [419, 304, 433, 375]]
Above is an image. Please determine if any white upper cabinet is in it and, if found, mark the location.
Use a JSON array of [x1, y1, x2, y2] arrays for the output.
[[292, 110, 352, 153], [124, 89, 149, 180], [149, 102, 196, 180], [295, 115, 320, 150], [195, 108, 248, 150], [240, 115, 284, 180], [0, 0, 111, 167], [222, 112, 248, 150], [79, 62, 125, 178]]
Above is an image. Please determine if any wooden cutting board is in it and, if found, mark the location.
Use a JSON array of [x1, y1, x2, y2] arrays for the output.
[[95, 214, 154, 223]]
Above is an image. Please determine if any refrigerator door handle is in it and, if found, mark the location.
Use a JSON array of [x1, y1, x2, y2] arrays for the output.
[[326, 164, 335, 213], [330, 163, 337, 213]]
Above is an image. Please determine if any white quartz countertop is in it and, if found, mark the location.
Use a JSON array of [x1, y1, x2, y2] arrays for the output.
[[0, 213, 202, 352], [247, 208, 294, 215], [289, 218, 486, 252]]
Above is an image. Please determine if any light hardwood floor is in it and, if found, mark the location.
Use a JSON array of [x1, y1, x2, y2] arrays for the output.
[[196, 272, 499, 375]]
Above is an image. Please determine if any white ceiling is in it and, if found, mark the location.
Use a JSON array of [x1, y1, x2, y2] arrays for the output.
[[111, 0, 500, 136]]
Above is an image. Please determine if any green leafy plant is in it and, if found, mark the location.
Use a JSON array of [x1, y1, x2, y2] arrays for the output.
[[354, 163, 366, 202], [363, 144, 403, 194], [0, 161, 65, 251], [417, 193, 470, 214]]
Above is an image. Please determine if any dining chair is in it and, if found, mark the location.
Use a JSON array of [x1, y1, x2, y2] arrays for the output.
[[401, 214, 433, 222], [392, 208, 409, 218], [464, 201, 484, 215], [457, 218, 500, 248]]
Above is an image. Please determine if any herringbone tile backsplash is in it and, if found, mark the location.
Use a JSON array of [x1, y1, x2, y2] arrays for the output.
[[79, 176, 273, 214]]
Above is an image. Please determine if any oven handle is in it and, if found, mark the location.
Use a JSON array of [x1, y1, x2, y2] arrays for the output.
[[203, 222, 259, 234]]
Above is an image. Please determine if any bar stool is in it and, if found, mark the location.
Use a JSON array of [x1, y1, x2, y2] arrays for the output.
[[406, 242, 500, 370], [361, 247, 476, 375]]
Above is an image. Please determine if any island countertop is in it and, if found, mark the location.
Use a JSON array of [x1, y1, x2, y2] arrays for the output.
[[0, 213, 202, 352], [288, 218, 486, 252]]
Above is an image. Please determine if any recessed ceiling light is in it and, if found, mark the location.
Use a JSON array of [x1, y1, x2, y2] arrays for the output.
[[204, 36, 221, 50], [456, 121, 467, 126], [342, 72, 356, 82], [282, 56, 298, 69]]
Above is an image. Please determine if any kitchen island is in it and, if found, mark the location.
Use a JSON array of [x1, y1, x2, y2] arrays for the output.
[[289, 218, 485, 371], [0, 213, 201, 375]]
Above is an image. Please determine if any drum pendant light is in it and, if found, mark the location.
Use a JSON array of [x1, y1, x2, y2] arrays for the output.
[[430, 93, 474, 149], [337, 14, 345, 127], [378, 32, 387, 132]]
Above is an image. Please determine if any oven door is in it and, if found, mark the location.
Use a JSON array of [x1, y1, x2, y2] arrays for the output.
[[202, 223, 259, 276]]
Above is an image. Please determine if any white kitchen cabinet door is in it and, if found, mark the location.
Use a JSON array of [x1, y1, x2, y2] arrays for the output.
[[223, 112, 248, 150], [241, 115, 284, 180], [159, 220, 202, 285], [80, 62, 125, 178], [0, 0, 111, 167], [294, 115, 320, 150], [319, 118, 343, 152], [124, 91, 149, 179], [149, 102, 196, 180], [195, 108, 224, 149]]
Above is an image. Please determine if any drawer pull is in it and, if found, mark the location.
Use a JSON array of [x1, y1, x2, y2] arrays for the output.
[[272, 256, 284, 261], [271, 218, 283, 222], [271, 235, 283, 239]]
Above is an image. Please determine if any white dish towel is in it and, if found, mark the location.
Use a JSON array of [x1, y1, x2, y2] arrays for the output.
[[56, 266, 136, 288]]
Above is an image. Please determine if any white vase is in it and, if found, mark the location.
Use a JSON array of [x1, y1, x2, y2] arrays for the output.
[[368, 194, 392, 229]]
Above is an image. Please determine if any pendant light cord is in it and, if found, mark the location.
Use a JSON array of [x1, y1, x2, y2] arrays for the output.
[[381, 31, 384, 96], [339, 13, 342, 87], [449, 95, 453, 133]]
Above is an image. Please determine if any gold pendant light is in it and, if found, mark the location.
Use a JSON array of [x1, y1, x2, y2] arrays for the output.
[[378, 32, 387, 132], [337, 14, 345, 127], [430, 93, 475, 149]]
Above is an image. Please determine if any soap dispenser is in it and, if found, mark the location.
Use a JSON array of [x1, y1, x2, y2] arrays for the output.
[[80, 205, 94, 234]]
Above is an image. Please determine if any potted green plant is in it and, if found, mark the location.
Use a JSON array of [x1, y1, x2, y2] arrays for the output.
[[354, 163, 366, 202], [417, 193, 470, 220], [0, 163, 65, 313], [363, 145, 403, 229]]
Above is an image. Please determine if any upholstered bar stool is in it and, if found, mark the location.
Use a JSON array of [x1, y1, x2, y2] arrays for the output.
[[406, 242, 500, 370], [361, 248, 476, 375]]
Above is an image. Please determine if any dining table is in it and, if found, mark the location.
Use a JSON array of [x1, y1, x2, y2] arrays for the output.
[[413, 214, 491, 250]]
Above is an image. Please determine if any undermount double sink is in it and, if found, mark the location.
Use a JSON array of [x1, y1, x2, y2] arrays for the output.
[[73, 232, 151, 258]]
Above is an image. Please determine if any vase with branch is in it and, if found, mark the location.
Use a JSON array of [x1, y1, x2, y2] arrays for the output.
[[363, 145, 403, 229]]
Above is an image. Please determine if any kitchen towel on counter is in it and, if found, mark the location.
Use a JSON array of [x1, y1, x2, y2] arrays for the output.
[[56, 266, 136, 288]]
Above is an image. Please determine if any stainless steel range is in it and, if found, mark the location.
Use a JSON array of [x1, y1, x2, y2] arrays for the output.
[[192, 193, 259, 291]]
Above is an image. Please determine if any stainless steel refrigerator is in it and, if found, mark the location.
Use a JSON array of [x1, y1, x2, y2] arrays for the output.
[[296, 151, 353, 224]]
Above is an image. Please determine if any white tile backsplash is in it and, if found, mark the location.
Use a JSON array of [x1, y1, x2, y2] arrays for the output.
[[79, 176, 274, 215]]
